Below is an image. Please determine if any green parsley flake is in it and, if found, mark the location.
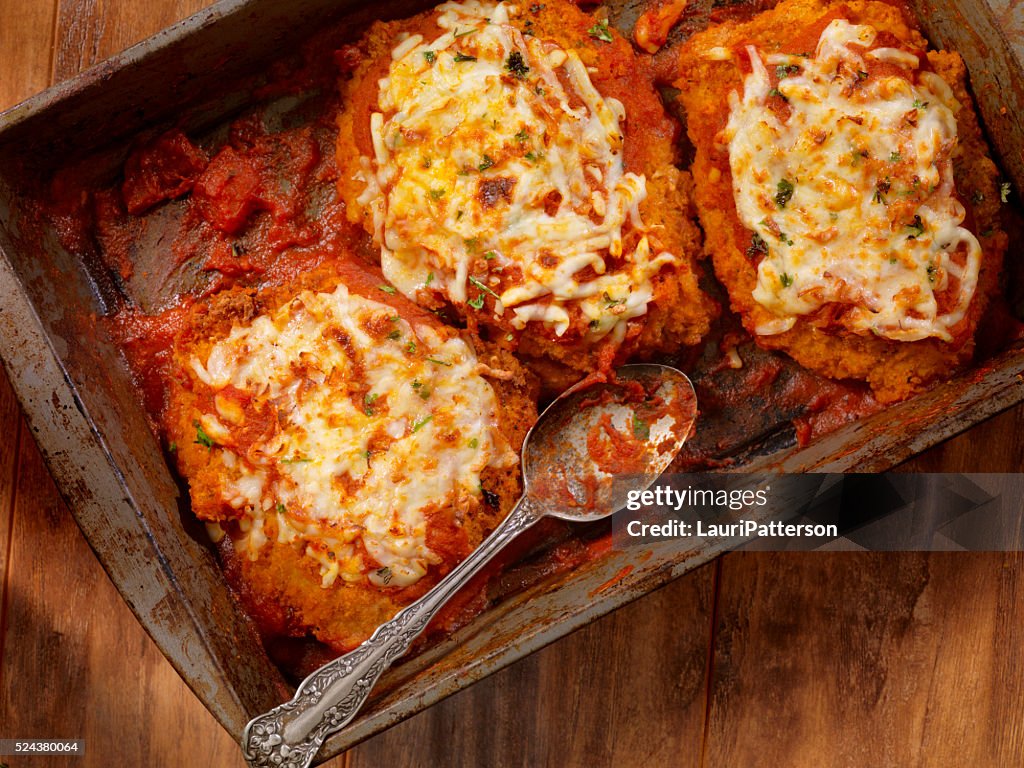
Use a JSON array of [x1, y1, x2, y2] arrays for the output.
[[515, 128, 529, 143], [427, 357, 453, 366], [276, 502, 286, 514], [912, 99, 929, 110], [603, 291, 626, 306], [775, 178, 794, 209], [412, 415, 434, 433], [376, 566, 393, 584], [631, 414, 650, 440], [503, 50, 528, 80], [426, 271, 435, 285], [428, 188, 445, 200], [1001, 182, 1012, 203], [468, 294, 485, 310], [747, 232, 768, 258], [906, 215, 926, 238], [407, 341, 417, 354], [469, 437, 479, 449], [780, 272, 793, 288], [378, 284, 397, 294], [454, 27, 477, 38], [478, 155, 495, 172], [890, 151, 902, 162], [388, 330, 401, 340], [484, 251, 496, 260], [453, 52, 477, 63], [193, 420, 214, 448], [588, 19, 613, 43], [423, 50, 436, 64], [776, 64, 800, 79], [469, 275, 499, 298], [505, 50, 530, 79]]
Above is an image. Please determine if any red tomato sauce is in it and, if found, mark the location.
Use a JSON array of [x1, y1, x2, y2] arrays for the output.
[[31, 8, 918, 679]]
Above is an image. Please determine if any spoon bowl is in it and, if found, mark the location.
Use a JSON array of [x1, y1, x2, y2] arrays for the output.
[[524, 364, 697, 521], [242, 364, 698, 768]]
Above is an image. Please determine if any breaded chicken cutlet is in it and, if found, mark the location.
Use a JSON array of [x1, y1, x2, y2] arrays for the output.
[[337, 0, 716, 385], [165, 260, 536, 651], [676, 0, 1007, 402]]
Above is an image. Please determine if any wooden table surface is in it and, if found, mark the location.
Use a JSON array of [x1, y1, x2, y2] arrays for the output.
[[2, 1, 1024, 765]]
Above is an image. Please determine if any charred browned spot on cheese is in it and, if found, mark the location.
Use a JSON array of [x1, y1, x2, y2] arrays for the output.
[[325, 325, 365, 380], [543, 190, 562, 216], [477, 176, 516, 208], [362, 311, 396, 338], [366, 428, 394, 457]]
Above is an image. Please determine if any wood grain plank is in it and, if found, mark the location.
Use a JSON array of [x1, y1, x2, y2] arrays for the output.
[[0, 369, 24, 684], [0, 369, 23, 593], [0, 0, 57, 110], [901, 403, 1024, 472], [348, 563, 715, 768], [0, 425, 244, 764], [704, 552, 1024, 766], [3, 0, 1022, 766], [0, 0, 60, 715], [0, 0, 253, 764], [53, 0, 213, 79]]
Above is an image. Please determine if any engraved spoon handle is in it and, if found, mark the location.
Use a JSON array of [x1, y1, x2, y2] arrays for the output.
[[241, 498, 539, 768]]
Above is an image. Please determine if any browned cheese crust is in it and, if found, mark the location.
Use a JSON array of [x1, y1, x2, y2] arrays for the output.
[[337, 0, 716, 387], [675, 0, 1007, 402], [164, 260, 537, 652]]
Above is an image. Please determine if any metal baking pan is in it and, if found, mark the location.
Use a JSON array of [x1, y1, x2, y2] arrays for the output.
[[0, 0, 1022, 760]]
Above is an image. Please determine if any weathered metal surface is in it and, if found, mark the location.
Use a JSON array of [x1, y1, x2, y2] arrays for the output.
[[744, 343, 1024, 472], [0, 0, 1021, 762], [0, 198, 288, 735]]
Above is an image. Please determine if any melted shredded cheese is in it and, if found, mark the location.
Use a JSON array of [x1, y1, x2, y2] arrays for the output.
[[187, 284, 513, 588], [725, 20, 981, 342], [357, 0, 674, 341]]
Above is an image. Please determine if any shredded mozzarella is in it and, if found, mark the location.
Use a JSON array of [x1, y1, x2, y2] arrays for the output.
[[725, 20, 981, 342], [359, 0, 674, 341], [188, 284, 512, 588]]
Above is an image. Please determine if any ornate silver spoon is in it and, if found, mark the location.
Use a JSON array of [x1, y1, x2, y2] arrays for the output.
[[242, 363, 698, 767]]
